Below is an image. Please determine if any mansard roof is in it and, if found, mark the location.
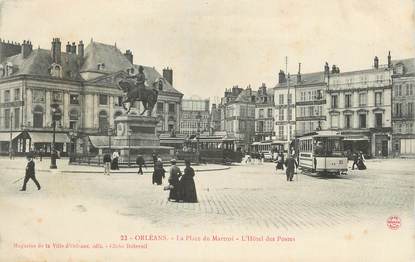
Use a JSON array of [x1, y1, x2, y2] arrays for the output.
[[1, 49, 82, 80], [392, 58, 415, 76], [81, 41, 133, 73]]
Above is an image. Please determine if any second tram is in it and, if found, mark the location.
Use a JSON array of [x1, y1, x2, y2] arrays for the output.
[[298, 131, 348, 175]]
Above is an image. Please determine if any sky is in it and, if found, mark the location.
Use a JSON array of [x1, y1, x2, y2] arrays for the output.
[[0, 0, 414, 102]]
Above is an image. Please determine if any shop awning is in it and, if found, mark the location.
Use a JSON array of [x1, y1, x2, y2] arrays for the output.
[[0, 132, 22, 142], [28, 132, 70, 143]]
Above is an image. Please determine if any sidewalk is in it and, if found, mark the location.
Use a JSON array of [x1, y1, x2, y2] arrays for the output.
[[0, 156, 230, 174]]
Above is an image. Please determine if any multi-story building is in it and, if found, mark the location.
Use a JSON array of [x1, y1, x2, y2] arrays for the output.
[[254, 83, 274, 142], [326, 55, 393, 157], [295, 66, 327, 136], [179, 98, 210, 135], [0, 37, 183, 155], [210, 103, 221, 132], [274, 70, 296, 148], [391, 58, 415, 156], [223, 86, 256, 151]]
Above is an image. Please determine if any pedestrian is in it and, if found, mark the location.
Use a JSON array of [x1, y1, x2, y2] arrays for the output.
[[275, 151, 284, 173], [152, 151, 158, 166], [357, 151, 367, 170], [111, 151, 120, 170], [153, 157, 165, 185], [167, 159, 182, 201], [20, 153, 41, 191], [136, 154, 145, 175], [351, 152, 358, 170], [39, 148, 43, 162], [103, 152, 111, 176], [260, 152, 265, 164], [179, 160, 198, 203], [284, 154, 298, 182]]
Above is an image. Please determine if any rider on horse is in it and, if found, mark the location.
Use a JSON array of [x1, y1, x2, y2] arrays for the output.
[[126, 65, 146, 100]]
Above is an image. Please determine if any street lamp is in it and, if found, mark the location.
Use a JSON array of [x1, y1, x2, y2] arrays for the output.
[[107, 127, 113, 153], [127, 128, 132, 167], [9, 111, 13, 159], [50, 103, 61, 169], [68, 129, 78, 163]]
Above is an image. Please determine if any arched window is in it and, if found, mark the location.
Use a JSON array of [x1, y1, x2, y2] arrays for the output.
[[69, 109, 79, 130], [98, 111, 108, 132], [33, 105, 44, 128]]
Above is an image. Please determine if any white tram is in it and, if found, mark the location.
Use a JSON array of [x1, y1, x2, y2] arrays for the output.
[[298, 131, 348, 175]]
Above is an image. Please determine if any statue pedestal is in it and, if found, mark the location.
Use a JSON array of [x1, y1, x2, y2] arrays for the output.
[[113, 114, 174, 162]]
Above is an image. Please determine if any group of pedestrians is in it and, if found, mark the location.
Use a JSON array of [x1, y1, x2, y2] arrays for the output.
[[165, 159, 198, 203], [352, 151, 366, 170], [275, 151, 298, 182], [103, 151, 120, 175]]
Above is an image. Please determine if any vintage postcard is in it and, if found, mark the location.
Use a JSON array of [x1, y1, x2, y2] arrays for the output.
[[0, 0, 414, 261]]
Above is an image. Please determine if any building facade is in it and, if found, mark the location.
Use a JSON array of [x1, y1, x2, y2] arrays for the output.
[[326, 55, 393, 157], [0, 37, 183, 155], [254, 83, 274, 142], [179, 98, 210, 135], [391, 58, 415, 156], [274, 71, 296, 148]]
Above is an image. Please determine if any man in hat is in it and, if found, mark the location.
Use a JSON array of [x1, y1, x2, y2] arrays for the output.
[[20, 153, 41, 191], [136, 154, 145, 175], [168, 159, 182, 201]]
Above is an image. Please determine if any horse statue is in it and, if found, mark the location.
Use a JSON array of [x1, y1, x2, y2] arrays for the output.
[[117, 77, 162, 115]]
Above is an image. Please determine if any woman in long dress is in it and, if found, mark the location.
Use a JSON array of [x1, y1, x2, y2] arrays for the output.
[[357, 151, 367, 170], [153, 158, 165, 185], [179, 160, 198, 203], [275, 152, 284, 173]]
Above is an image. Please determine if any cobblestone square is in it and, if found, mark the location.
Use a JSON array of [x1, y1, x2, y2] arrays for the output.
[[0, 157, 414, 261]]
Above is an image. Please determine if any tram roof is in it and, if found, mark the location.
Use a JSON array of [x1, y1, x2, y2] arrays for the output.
[[297, 131, 344, 138]]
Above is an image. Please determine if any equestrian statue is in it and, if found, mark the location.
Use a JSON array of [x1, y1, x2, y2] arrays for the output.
[[117, 65, 162, 115]]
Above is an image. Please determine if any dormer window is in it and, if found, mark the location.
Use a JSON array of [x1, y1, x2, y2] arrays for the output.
[[50, 63, 62, 78], [97, 63, 106, 70], [6, 62, 13, 76], [394, 63, 404, 75]]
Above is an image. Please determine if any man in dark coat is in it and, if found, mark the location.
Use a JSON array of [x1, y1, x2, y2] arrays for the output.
[[284, 155, 298, 182], [152, 151, 158, 166], [103, 153, 111, 175], [153, 158, 165, 185], [168, 159, 182, 201], [136, 155, 145, 175], [351, 152, 358, 170], [20, 154, 41, 191]]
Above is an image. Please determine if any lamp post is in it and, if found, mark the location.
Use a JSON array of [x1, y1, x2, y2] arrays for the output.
[[9, 111, 13, 159], [107, 127, 113, 153], [196, 112, 202, 153], [68, 129, 78, 163], [127, 128, 132, 167], [50, 104, 61, 169]]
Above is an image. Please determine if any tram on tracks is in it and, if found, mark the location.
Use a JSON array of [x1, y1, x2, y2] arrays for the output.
[[297, 131, 348, 175]]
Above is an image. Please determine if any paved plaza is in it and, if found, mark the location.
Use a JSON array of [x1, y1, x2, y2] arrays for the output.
[[0, 157, 414, 261]]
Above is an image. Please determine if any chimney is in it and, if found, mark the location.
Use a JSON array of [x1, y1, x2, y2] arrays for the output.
[[21, 40, 32, 59], [78, 40, 84, 63], [66, 42, 71, 53], [163, 67, 173, 86], [374, 56, 379, 69], [71, 42, 76, 54], [278, 70, 286, 84], [388, 51, 392, 68], [124, 49, 133, 64], [51, 38, 61, 64], [297, 63, 301, 83]]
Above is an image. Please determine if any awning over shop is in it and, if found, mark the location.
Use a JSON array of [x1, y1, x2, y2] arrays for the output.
[[28, 132, 70, 143], [89, 136, 109, 148], [0, 132, 22, 141], [343, 135, 369, 141], [160, 139, 185, 144]]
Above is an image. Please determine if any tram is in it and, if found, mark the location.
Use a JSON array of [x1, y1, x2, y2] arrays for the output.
[[297, 131, 348, 175]]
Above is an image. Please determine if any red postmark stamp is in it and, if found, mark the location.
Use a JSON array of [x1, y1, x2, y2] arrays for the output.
[[387, 216, 401, 230]]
